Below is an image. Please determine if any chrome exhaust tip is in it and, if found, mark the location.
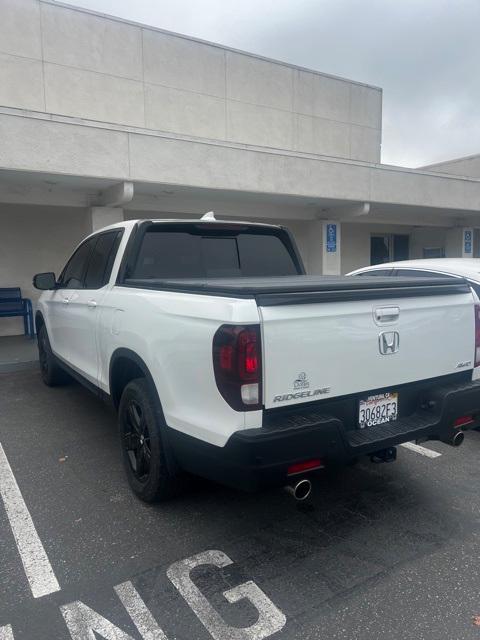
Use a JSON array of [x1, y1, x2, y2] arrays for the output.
[[452, 431, 465, 447], [285, 478, 312, 501]]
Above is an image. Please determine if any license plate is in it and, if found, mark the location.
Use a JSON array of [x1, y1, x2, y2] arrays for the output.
[[358, 392, 398, 428]]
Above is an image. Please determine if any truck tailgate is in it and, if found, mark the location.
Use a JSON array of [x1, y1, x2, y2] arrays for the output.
[[125, 273, 474, 411], [259, 284, 474, 409]]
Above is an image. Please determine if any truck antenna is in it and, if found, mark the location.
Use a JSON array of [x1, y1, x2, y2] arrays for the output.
[[200, 211, 216, 221]]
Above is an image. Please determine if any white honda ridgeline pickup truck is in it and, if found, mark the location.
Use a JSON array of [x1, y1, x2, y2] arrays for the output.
[[33, 216, 480, 502]]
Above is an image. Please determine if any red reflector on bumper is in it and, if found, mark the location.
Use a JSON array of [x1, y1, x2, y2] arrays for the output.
[[287, 459, 324, 476], [454, 415, 474, 428]]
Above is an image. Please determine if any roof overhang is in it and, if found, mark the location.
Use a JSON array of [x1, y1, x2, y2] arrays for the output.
[[1, 108, 480, 226]]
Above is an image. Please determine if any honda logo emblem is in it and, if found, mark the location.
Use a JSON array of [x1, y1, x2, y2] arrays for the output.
[[379, 331, 400, 355]]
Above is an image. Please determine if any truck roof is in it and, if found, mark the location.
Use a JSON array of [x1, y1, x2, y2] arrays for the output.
[[91, 218, 282, 235]]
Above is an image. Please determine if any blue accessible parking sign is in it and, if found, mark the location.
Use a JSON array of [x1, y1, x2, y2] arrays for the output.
[[464, 229, 472, 254], [326, 223, 337, 252]]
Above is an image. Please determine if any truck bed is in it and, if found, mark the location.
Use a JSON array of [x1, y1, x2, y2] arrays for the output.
[[124, 275, 470, 305]]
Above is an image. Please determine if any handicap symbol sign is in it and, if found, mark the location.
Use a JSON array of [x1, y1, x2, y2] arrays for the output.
[[464, 229, 473, 254], [326, 223, 337, 253]]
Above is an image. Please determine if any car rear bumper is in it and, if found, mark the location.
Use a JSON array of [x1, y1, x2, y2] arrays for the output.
[[167, 378, 480, 491]]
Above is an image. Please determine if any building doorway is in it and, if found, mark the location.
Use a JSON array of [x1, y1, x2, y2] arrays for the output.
[[371, 234, 409, 265]]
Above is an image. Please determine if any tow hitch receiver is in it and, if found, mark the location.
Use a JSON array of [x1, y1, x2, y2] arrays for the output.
[[370, 447, 397, 463]]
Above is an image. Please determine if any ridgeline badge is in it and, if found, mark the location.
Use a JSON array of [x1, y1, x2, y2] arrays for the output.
[[273, 372, 330, 403]]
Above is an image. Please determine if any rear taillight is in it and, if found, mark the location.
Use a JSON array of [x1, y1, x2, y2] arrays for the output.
[[213, 324, 262, 411], [475, 303, 480, 367]]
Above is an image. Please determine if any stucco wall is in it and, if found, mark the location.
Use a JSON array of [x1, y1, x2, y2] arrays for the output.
[[340, 223, 457, 273], [341, 223, 470, 273], [280, 220, 312, 272], [0, 204, 89, 336], [409, 228, 449, 259], [341, 224, 371, 274], [423, 156, 480, 179], [0, 0, 382, 162], [3, 110, 479, 214], [296, 221, 441, 275]]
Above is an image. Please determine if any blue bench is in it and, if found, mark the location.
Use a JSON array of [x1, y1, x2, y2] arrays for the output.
[[0, 288, 34, 337]]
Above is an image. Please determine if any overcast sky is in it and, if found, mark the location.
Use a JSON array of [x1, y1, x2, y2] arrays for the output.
[[63, 0, 480, 168]]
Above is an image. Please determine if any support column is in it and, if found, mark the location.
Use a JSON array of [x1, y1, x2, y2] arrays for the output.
[[89, 206, 124, 232], [89, 181, 134, 232], [446, 227, 474, 258]]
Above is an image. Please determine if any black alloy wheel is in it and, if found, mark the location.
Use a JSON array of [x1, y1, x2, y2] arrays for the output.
[[123, 399, 152, 483], [38, 328, 49, 377], [118, 378, 185, 502]]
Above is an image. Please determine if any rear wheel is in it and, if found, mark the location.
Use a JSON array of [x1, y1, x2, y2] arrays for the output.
[[118, 378, 185, 502], [37, 325, 70, 386]]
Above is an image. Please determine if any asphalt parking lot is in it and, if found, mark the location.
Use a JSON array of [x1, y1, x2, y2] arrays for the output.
[[2, 369, 480, 639]]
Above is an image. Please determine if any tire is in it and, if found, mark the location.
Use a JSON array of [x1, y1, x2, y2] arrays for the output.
[[118, 377, 185, 502], [37, 325, 70, 387]]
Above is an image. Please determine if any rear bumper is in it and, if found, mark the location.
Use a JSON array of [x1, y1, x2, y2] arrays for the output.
[[168, 378, 480, 491]]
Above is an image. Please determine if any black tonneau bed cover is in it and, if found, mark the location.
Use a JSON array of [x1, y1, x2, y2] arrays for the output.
[[124, 275, 471, 306]]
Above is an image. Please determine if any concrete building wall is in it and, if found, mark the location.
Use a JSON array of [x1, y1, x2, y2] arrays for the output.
[[341, 223, 414, 274], [423, 155, 480, 178], [341, 224, 371, 274], [420, 158, 480, 259], [340, 223, 464, 273], [445, 228, 470, 258], [0, 204, 89, 336], [280, 220, 312, 271], [0, 0, 382, 162], [409, 228, 449, 259], [3, 111, 480, 214]]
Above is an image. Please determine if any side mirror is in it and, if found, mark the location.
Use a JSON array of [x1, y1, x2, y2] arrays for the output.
[[33, 272, 57, 290]]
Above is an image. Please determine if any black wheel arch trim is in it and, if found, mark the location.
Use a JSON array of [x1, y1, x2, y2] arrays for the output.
[[109, 348, 180, 475], [109, 348, 153, 404], [35, 311, 45, 334]]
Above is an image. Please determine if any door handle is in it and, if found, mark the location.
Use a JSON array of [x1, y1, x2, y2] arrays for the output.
[[62, 298, 70, 304], [87, 300, 97, 308], [374, 306, 400, 324]]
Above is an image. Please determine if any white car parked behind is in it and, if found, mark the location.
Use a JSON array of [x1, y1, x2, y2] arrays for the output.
[[349, 258, 480, 295], [348, 258, 480, 381]]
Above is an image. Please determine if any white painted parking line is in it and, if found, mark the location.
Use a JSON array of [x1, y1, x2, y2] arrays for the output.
[[0, 443, 60, 598], [168, 550, 286, 640], [0, 625, 14, 640], [115, 581, 169, 639], [400, 442, 442, 458]]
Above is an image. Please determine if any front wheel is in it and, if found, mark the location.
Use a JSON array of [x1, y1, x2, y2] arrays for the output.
[[118, 378, 185, 502]]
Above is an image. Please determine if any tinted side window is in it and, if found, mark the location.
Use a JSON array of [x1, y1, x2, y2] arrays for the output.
[[355, 269, 392, 277], [395, 269, 447, 278], [60, 238, 96, 289], [84, 231, 122, 289], [133, 233, 201, 279]]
